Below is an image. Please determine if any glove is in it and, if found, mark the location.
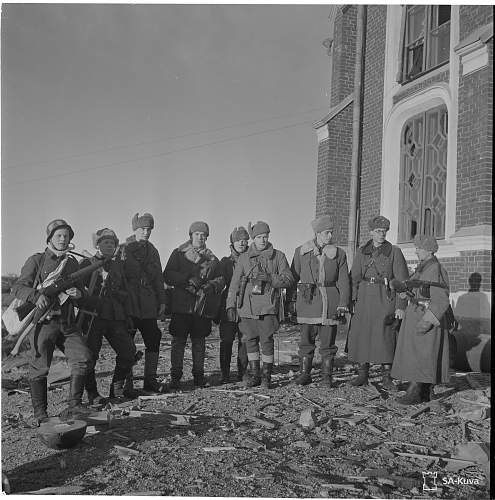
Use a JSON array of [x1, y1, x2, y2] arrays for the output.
[[394, 309, 405, 320], [226, 308, 237, 322], [187, 276, 203, 290], [66, 287, 82, 299], [398, 292, 409, 300], [255, 272, 271, 283], [416, 319, 434, 335], [202, 282, 215, 295], [336, 306, 349, 314], [35, 294, 50, 310]]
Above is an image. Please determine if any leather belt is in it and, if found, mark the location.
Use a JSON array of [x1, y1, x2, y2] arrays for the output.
[[297, 282, 336, 288], [362, 277, 387, 284]]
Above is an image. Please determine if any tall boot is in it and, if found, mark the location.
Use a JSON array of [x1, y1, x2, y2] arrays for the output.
[[396, 382, 423, 405], [320, 356, 334, 388], [30, 379, 48, 426], [220, 342, 233, 383], [143, 351, 161, 393], [245, 360, 261, 388], [59, 374, 87, 420], [109, 377, 125, 400], [85, 370, 106, 405], [420, 383, 433, 402], [192, 337, 207, 387], [381, 364, 397, 392], [237, 342, 248, 382], [350, 362, 369, 386], [295, 356, 313, 385], [123, 369, 139, 398], [261, 362, 273, 389]]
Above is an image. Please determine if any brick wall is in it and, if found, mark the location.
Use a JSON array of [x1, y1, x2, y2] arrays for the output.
[[331, 6, 357, 107], [459, 5, 494, 40], [406, 250, 492, 293], [456, 36, 493, 229], [358, 5, 387, 245], [315, 105, 354, 245]]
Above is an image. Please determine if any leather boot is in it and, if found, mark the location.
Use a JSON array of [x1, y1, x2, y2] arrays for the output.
[[244, 360, 261, 388], [30, 379, 48, 426], [143, 351, 161, 393], [381, 364, 397, 392], [261, 362, 273, 389], [59, 374, 87, 420], [295, 356, 313, 385], [123, 370, 139, 398], [220, 342, 233, 383], [237, 342, 248, 382], [109, 377, 125, 400], [85, 370, 106, 405], [396, 382, 423, 405], [350, 362, 369, 386], [320, 356, 334, 388], [420, 383, 433, 402], [192, 337, 206, 387]]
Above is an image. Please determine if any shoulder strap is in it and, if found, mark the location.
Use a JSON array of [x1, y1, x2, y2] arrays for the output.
[[33, 253, 47, 289]]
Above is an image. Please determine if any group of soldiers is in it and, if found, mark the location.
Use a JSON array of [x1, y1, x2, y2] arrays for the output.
[[11, 212, 452, 425]]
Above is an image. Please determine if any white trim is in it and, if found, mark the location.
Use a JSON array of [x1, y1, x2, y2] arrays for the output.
[[315, 124, 329, 142], [459, 44, 489, 75]]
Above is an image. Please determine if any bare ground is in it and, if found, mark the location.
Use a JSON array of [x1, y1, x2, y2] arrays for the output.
[[1, 321, 491, 498]]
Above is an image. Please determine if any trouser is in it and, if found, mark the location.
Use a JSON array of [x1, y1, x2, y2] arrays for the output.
[[238, 315, 279, 364], [86, 318, 136, 390], [28, 319, 92, 381], [169, 313, 212, 380], [298, 324, 338, 358], [219, 320, 248, 373], [130, 317, 162, 352]]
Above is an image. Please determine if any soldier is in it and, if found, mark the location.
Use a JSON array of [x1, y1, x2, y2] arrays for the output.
[[346, 215, 409, 389], [226, 221, 294, 389], [217, 227, 250, 383], [288, 215, 350, 387], [123, 213, 167, 393], [163, 221, 225, 389], [391, 235, 451, 405], [11, 219, 92, 424], [79, 228, 136, 403]]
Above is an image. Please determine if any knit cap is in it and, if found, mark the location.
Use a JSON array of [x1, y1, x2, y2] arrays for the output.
[[230, 226, 249, 244]]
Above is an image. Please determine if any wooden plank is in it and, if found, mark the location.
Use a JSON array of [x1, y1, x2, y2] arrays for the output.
[[246, 415, 277, 429]]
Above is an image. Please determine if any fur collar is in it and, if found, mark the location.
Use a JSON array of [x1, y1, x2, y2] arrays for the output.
[[248, 242, 275, 259], [178, 241, 215, 264], [300, 239, 337, 259], [361, 239, 392, 257]]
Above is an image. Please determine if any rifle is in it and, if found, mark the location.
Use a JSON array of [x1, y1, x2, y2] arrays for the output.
[[16, 258, 108, 321], [390, 278, 448, 299]]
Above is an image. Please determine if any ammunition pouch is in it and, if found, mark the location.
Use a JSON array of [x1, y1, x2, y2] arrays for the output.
[[297, 283, 316, 304]]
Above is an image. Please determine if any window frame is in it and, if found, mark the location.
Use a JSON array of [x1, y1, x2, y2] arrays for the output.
[[399, 5, 451, 84]]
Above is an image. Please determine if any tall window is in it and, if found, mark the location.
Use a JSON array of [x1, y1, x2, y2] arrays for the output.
[[401, 5, 451, 82], [398, 106, 448, 243]]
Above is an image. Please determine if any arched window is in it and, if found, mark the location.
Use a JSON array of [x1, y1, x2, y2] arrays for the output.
[[398, 105, 448, 243]]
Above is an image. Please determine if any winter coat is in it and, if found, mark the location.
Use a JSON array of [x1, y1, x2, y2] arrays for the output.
[[163, 242, 225, 318], [217, 247, 244, 323], [226, 243, 294, 319], [289, 240, 350, 325], [391, 256, 451, 384], [12, 248, 82, 325], [122, 237, 166, 319], [347, 240, 409, 364], [79, 256, 129, 321]]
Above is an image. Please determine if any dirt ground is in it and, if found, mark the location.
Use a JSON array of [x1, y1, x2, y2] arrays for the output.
[[1, 320, 491, 498]]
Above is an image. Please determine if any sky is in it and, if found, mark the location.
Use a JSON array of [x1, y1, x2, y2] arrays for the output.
[[1, 3, 333, 275]]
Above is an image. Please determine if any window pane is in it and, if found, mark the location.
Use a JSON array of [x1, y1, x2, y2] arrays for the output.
[[407, 43, 424, 79], [429, 22, 450, 67], [438, 6, 451, 26], [407, 6, 426, 42]]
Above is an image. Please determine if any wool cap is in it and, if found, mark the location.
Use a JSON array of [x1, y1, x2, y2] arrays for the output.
[[248, 221, 270, 239], [413, 234, 439, 253], [93, 228, 119, 249], [311, 215, 334, 233], [189, 221, 209, 236], [132, 213, 154, 231], [46, 219, 74, 243], [368, 215, 390, 231], [230, 226, 249, 245]]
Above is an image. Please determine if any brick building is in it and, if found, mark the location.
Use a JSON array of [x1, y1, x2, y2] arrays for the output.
[[315, 5, 492, 367]]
